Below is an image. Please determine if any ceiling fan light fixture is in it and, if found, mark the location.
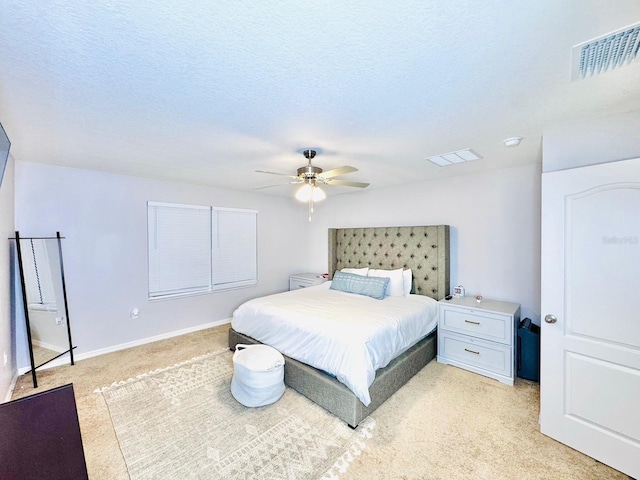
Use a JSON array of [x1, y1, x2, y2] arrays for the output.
[[295, 184, 326, 202], [256, 148, 366, 221], [313, 186, 326, 201]]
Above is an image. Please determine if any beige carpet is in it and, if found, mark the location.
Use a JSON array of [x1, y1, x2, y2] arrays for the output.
[[11, 324, 630, 480], [96, 349, 374, 479]]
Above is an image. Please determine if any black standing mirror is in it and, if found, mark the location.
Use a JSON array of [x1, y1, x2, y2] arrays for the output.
[[14, 232, 76, 387]]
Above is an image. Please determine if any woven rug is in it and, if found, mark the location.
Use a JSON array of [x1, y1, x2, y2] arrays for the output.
[[96, 349, 375, 480]]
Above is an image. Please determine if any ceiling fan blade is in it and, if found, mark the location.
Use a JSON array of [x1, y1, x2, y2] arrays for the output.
[[255, 170, 300, 179], [254, 180, 302, 190], [324, 179, 370, 188], [318, 165, 358, 179]]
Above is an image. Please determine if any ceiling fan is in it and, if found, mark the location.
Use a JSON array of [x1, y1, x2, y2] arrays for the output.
[[256, 149, 369, 220], [256, 149, 369, 190]]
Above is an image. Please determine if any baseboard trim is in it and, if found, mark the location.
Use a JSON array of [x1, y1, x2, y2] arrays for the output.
[[3, 371, 19, 403], [17, 319, 230, 375]]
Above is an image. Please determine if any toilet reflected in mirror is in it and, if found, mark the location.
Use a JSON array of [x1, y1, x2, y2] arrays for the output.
[[15, 232, 75, 387]]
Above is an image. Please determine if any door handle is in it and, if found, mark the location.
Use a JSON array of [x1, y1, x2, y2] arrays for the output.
[[544, 314, 557, 324]]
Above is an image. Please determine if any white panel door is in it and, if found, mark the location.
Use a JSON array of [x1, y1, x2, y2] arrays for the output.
[[540, 157, 640, 478]]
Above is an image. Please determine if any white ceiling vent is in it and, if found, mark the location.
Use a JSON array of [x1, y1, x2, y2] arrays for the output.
[[427, 148, 482, 167], [572, 22, 640, 80]]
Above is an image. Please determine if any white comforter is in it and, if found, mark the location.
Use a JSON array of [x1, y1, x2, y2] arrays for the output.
[[231, 282, 438, 406]]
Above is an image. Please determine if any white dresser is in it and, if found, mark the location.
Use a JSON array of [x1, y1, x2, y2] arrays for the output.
[[289, 273, 327, 291], [437, 296, 520, 385]]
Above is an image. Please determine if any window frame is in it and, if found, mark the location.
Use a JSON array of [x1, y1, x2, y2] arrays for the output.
[[147, 201, 258, 300]]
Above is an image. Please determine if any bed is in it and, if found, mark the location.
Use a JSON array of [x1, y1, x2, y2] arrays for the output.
[[229, 225, 450, 427]]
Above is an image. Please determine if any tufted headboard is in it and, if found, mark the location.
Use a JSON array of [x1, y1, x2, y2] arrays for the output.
[[328, 225, 450, 300]]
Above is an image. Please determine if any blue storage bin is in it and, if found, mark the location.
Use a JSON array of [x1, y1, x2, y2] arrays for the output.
[[517, 318, 540, 381]]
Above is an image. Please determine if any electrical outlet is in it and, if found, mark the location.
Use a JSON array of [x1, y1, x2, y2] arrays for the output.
[[55, 316, 63, 325], [130, 308, 140, 320]]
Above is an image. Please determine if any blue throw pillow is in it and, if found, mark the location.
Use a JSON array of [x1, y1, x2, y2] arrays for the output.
[[329, 271, 389, 300]]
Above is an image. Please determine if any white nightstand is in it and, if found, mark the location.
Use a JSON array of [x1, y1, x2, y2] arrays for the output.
[[437, 296, 520, 385], [289, 273, 327, 291]]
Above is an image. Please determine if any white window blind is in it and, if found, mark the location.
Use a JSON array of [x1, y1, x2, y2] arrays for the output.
[[148, 202, 257, 299], [212, 208, 257, 290], [148, 202, 212, 298]]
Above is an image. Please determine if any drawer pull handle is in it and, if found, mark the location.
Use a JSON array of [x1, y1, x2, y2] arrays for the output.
[[298, 285, 306, 288], [464, 319, 480, 325], [464, 348, 480, 355]]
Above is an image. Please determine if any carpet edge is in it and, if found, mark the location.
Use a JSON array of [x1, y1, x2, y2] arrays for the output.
[[93, 348, 230, 394]]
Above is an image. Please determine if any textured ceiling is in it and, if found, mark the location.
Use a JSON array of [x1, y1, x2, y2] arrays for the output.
[[1, 1, 640, 196]]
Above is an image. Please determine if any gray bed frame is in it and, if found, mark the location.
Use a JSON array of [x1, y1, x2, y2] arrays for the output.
[[229, 225, 450, 427]]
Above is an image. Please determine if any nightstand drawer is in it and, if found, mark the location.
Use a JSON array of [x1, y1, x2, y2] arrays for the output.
[[289, 273, 327, 291], [439, 330, 512, 378], [289, 278, 317, 290], [440, 307, 511, 344]]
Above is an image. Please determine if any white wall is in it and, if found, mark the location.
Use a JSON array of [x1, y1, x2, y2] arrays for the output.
[[14, 162, 309, 369], [0, 154, 15, 401], [6, 108, 637, 390], [306, 163, 542, 322], [543, 110, 640, 172]]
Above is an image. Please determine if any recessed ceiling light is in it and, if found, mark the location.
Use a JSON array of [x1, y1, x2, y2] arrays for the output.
[[426, 148, 482, 167]]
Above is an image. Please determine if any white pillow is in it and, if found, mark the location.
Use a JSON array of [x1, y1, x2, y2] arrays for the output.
[[403, 269, 412, 296], [368, 268, 404, 297], [341, 267, 369, 276]]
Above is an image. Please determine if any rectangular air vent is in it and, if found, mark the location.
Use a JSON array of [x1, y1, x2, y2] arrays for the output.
[[572, 22, 640, 80], [427, 148, 482, 167]]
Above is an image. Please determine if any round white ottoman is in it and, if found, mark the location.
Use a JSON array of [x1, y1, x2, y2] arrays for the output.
[[231, 344, 285, 407]]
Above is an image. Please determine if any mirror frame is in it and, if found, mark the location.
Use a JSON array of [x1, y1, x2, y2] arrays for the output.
[[14, 231, 76, 388]]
